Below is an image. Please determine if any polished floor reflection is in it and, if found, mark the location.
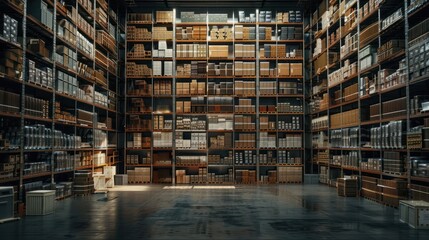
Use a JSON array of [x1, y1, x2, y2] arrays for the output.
[[0, 184, 425, 240]]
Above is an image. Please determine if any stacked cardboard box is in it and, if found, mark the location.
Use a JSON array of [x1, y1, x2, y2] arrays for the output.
[[96, 30, 117, 55], [126, 63, 152, 77], [128, 80, 152, 96], [235, 99, 256, 113], [259, 81, 276, 95], [279, 27, 303, 40], [209, 45, 229, 58], [337, 178, 358, 197], [207, 169, 234, 184], [259, 132, 276, 148], [278, 134, 302, 148], [0, 154, 20, 179], [208, 62, 233, 76], [234, 115, 255, 130], [234, 25, 256, 40], [126, 153, 151, 165], [0, 48, 22, 79], [176, 156, 207, 165], [127, 26, 151, 40], [153, 27, 173, 40], [128, 115, 151, 130], [180, 12, 206, 23], [77, 32, 94, 57], [128, 168, 150, 183], [260, 170, 277, 184], [238, 11, 256, 23], [259, 61, 276, 76], [209, 133, 233, 148], [235, 170, 256, 184], [57, 19, 77, 46], [176, 168, 207, 184], [207, 82, 233, 95], [259, 151, 277, 165], [259, 116, 276, 130], [278, 166, 302, 183], [278, 150, 302, 164], [73, 171, 94, 195], [156, 11, 173, 23], [208, 97, 234, 113], [377, 40, 404, 62], [153, 132, 173, 148], [279, 81, 302, 94], [330, 109, 359, 128], [277, 101, 303, 113], [176, 44, 207, 58], [210, 26, 232, 40], [208, 115, 233, 130], [96, 6, 108, 29], [128, 13, 152, 23], [258, 27, 272, 40], [235, 134, 256, 149], [234, 61, 255, 76], [370, 121, 405, 149], [175, 132, 206, 150], [234, 44, 255, 58], [360, 22, 379, 46], [208, 151, 233, 165], [176, 116, 206, 130], [28, 0, 54, 30], [234, 81, 256, 95], [278, 116, 301, 130], [176, 26, 207, 40], [235, 151, 256, 164], [259, 11, 272, 22], [153, 80, 172, 95], [0, 90, 19, 114]]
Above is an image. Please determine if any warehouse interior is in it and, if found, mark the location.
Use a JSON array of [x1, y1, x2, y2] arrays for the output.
[[0, 0, 429, 238]]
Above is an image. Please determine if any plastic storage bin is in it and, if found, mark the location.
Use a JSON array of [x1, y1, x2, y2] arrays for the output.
[[0, 187, 14, 220], [26, 190, 55, 216], [400, 200, 429, 229], [114, 174, 128, 185]]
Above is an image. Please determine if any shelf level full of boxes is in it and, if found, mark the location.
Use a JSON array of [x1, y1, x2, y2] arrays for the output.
[[125, 9, 306, 184], [308, 0, 429, 206], [0, 0, 125, 201]]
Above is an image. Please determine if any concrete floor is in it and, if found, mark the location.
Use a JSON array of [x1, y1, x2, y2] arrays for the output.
[[0, 184, 426, 240]]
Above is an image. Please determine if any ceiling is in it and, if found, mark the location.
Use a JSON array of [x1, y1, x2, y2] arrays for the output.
[[124, 0, 311, 9]]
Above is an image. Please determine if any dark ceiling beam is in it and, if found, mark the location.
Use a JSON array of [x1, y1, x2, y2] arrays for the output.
[[164, 0, 169, 8]]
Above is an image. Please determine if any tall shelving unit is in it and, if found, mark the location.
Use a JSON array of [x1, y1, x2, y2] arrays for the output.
[[0, 0, 124, 199], [308, 0, 429, 206], [125, 8, 305, 185]]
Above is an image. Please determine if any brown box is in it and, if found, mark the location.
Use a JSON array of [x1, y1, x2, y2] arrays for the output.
[[290, 63, 302, 76], [278, 63, 290, 76], [184, 101, 191, 113], [176, 101, 183, 113]]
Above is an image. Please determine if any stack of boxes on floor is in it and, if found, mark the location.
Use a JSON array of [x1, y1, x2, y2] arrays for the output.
[[73, 171, 94, 195], [361, 176, 408, 207]]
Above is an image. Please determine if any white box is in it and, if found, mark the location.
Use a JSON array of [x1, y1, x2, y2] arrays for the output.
[[400, 200, 429, 229], [26, 190, 55, 215], [93, 174, 107, 191]]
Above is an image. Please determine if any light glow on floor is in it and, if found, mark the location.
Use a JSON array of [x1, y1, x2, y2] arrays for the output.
[[109, 186, 152, 192], [163, 186, 193, 189], [193, 186, 235, 189]]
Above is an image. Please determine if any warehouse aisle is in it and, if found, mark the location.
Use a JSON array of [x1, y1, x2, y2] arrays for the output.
[[0, 185, 425, 240]]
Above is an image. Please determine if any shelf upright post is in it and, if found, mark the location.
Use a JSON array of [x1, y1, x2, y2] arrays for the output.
[[51, 0, 58, 184], [255, 8, 260, 183], [18, 0, 28, 201], [124, 8, 128, 176], [150, 10, 154, 183], [357, 0, 362, 190], [92, 0, 96, 172], [172, 8, 176, 185], [404, 0, 411, 193]]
